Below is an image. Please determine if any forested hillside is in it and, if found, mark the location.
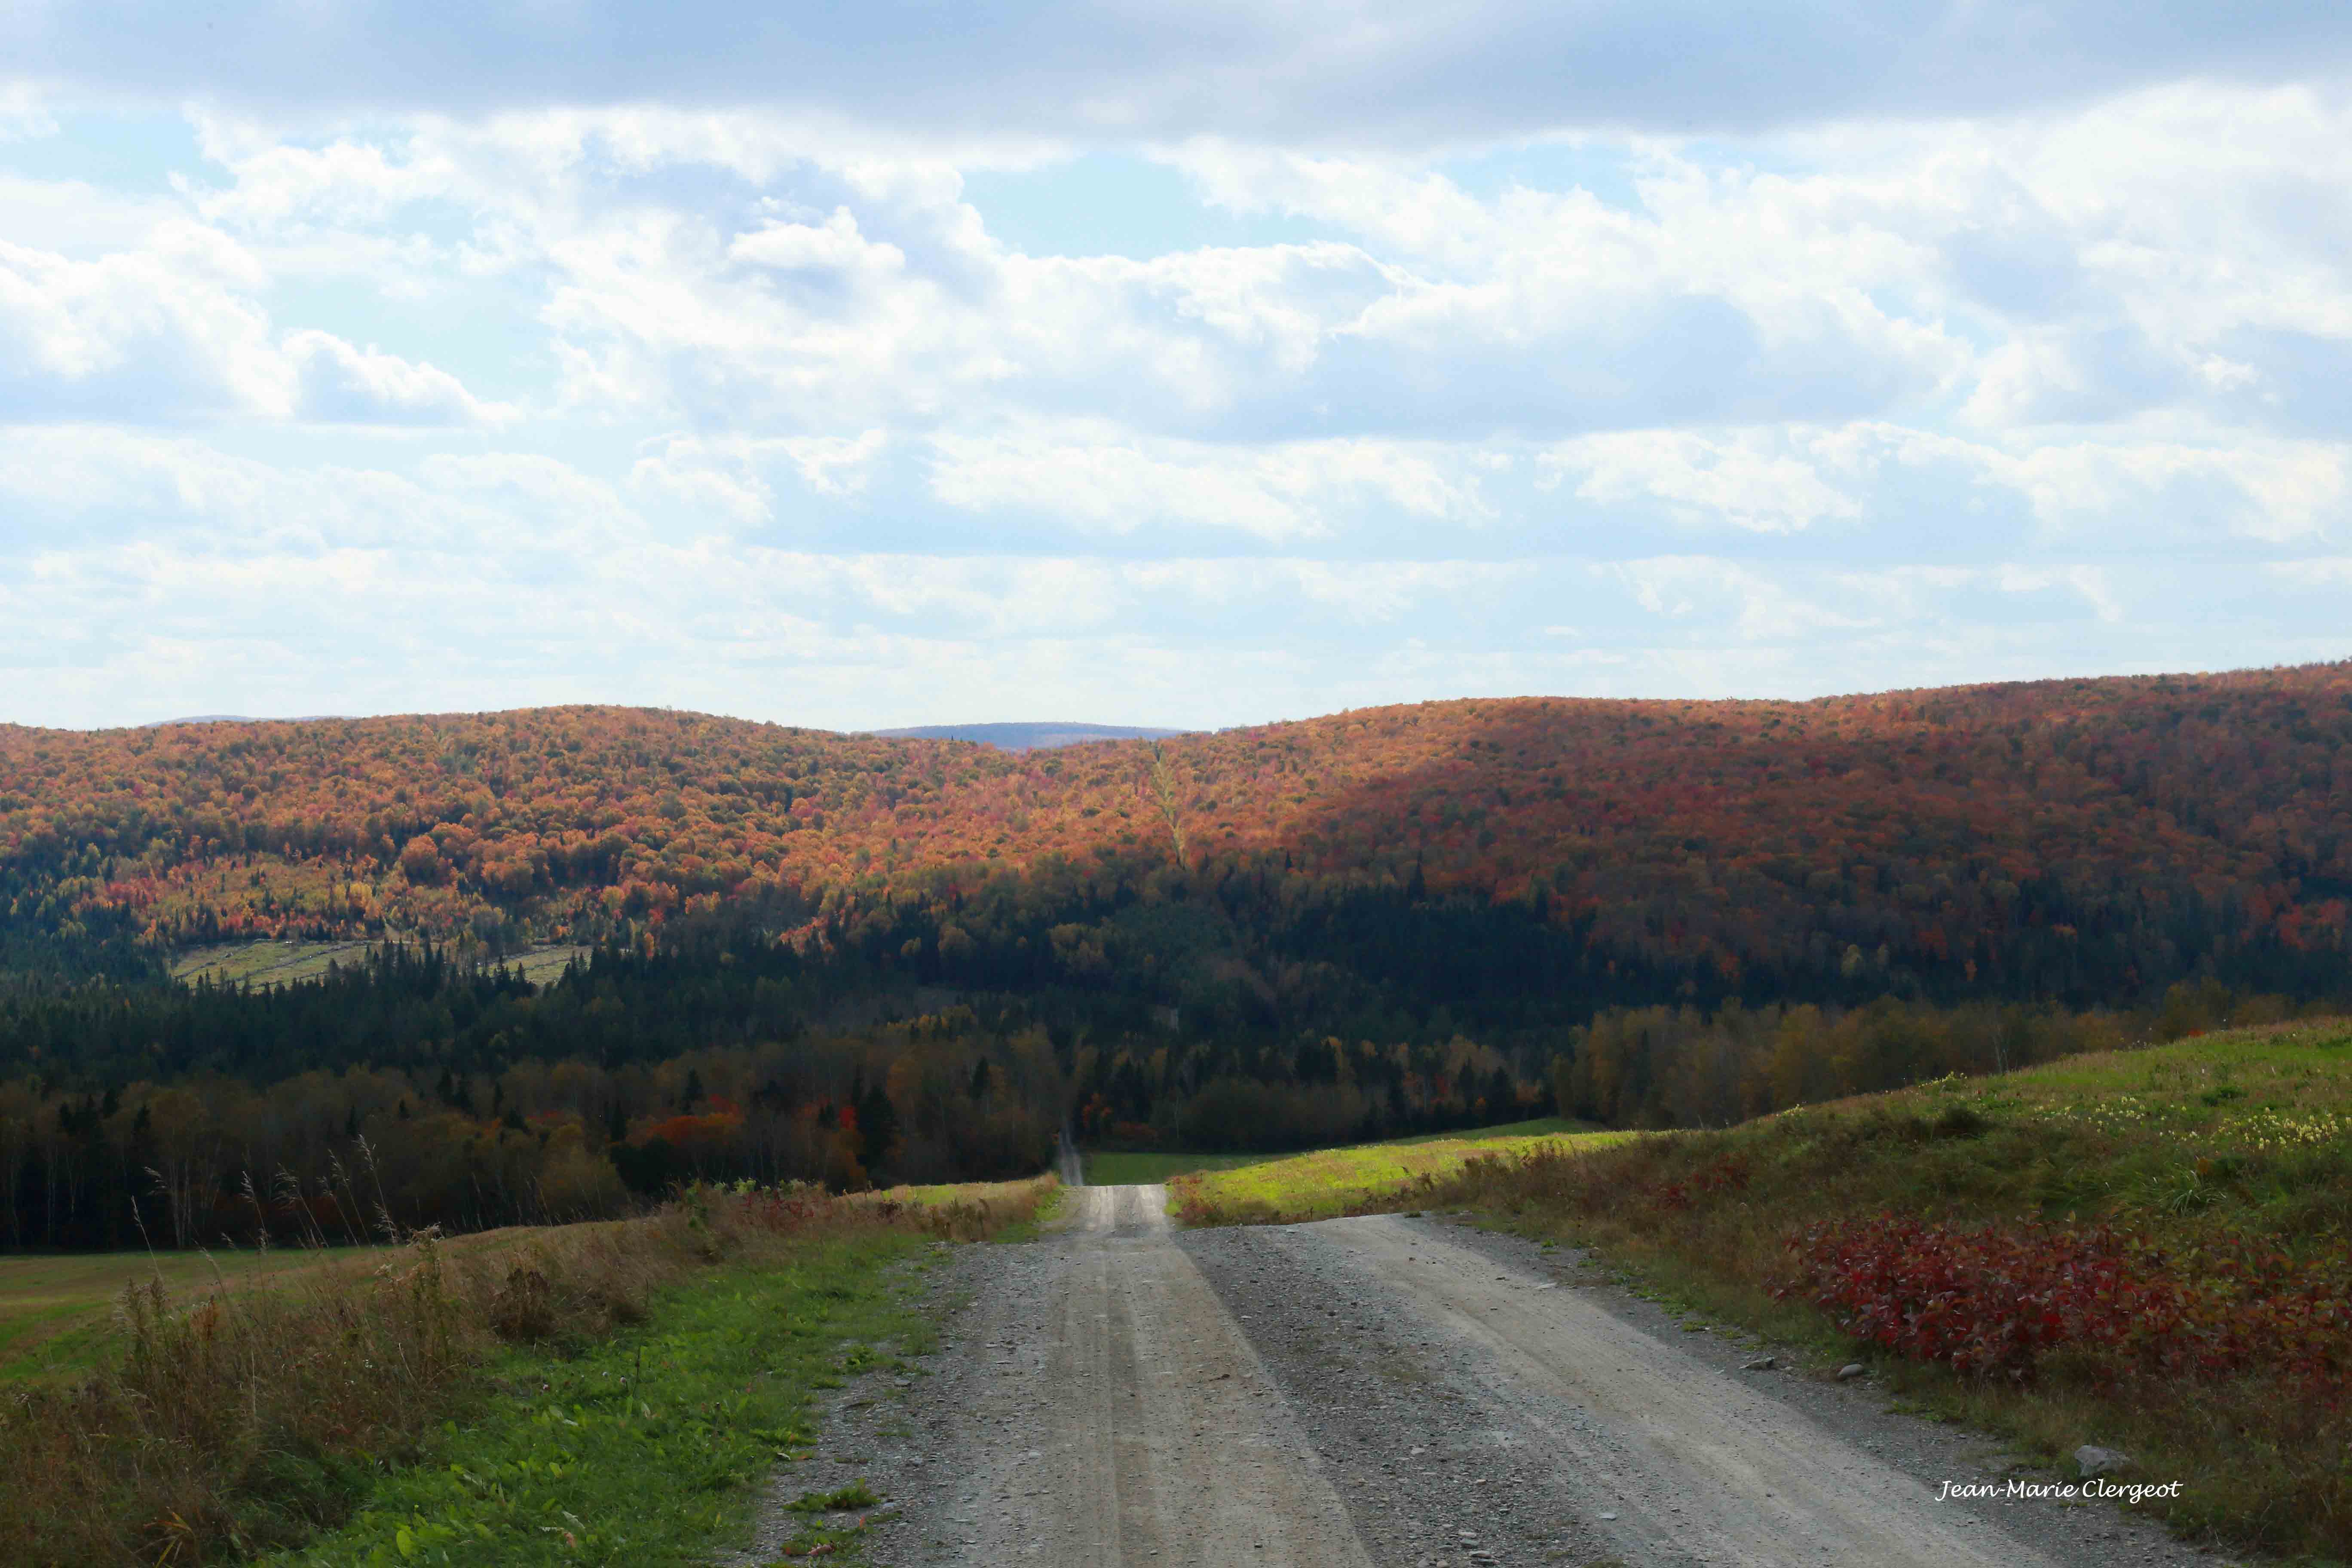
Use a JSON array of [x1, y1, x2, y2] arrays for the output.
[[2, 663, 2349, 1247], [6, 664, 2349, 999]]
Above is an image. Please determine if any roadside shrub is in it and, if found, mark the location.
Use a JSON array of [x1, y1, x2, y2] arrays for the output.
[[487, 1262, 556, 1340], [1779, 1216, 2352, 1393], [1930, 1104, 1991, 1139]]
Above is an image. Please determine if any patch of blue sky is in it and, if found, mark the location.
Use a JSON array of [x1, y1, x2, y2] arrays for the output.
[[0, 109, 206, 192], [1431, 138, 1644, 212], [961, 153, 1336, 259], [1661, 135, 1820, 184], [1913, 300, 2006, 358], [264, 276, 554, 403], [368, 191, 492, 251]]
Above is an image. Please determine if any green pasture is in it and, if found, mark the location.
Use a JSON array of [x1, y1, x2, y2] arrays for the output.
[[1081, 1149, 1281, 1185], [0, 1230, 544, 1382], [1166, 1119, 1634, 1225], [171, 940, 589, 989], [0, 1248, 347, 1381], [1084, 1116, 1599, 1190], [0, 1176, 1057, 1385], [1819, 1017, 2352, 1158], [1383, 1115, 1593, 1145]]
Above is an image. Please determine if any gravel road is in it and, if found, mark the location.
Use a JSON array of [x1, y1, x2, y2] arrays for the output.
[[742, 1188, 2232, 1568]]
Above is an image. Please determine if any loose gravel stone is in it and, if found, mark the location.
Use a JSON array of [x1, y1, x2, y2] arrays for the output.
[[725, 1202, 2225, 1568]]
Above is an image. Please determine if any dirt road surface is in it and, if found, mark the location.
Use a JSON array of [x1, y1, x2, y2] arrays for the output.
[[749, 1188, 2215, 1567], [935, 1184, 1371, 1565]]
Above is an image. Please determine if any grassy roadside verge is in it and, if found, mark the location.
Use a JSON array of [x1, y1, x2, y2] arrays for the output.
[[1366, 1023, 2352, 1561], [0, 1178, 1054, 1566], [261, 1232, 934, 1568]]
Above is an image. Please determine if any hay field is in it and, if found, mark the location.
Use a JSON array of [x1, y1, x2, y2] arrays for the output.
[[1168, 1122, 1635, 1225]]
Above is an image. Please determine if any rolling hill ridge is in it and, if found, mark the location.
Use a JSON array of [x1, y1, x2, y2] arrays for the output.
[[2, 664, 2348, 1011], [3, 664, 2349, 1256]]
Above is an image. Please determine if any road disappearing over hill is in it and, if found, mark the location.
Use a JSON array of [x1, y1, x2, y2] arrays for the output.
[[919, 1183, 1372, 1565], [794, 1186, 2211, 1568]]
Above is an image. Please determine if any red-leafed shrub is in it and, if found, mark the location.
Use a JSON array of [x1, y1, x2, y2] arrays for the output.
[[1780, 1216, 2352, 1396], [632, 1108, 745, 1150], [1656, 1154, 1748, 1211]]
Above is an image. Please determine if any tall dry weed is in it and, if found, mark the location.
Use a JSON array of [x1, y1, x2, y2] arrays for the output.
[[0, 1176, 1054, 1567]]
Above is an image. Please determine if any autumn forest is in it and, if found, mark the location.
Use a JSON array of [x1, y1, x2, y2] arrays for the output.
[[3, 663, 2349, 1249]]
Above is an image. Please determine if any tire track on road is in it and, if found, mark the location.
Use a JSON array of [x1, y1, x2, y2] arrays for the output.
[[1305, 1213, 2035, 1566], [871, 1195, 2207, 1567], [945, 1185, 1374, 1567]]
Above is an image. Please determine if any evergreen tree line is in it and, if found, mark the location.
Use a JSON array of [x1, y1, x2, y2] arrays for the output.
[[0, 847, 2345, 1251], [1550, 976, 2314, 1130], [800, 844, 2350, 1036], [0, 994, 1068, 1252]]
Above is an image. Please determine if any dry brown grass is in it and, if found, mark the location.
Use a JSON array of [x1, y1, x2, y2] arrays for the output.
[[0, 1176, 1055, 1566]]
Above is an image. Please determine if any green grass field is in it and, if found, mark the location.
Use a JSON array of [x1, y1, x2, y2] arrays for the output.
[[0, 1230, 545, 1382], [1081, 1149, 1281, 1184], [0, 1179, 1057, 1386], [1381, 1115, 1593, 1145], [1166, 1118, 1633, 1225], [1086, 1117, 1603, 1193], [171, 939, 589, 989], [0, 1247, 357, 1381], [1893, 1020, 2352, 1161]]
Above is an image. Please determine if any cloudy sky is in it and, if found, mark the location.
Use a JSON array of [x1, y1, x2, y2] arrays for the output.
[[4, 3, 2349, 731]]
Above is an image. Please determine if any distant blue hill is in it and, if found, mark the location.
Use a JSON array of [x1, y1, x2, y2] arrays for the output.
[[145, 714, 346, 726], [870, 722, 1188, 752]]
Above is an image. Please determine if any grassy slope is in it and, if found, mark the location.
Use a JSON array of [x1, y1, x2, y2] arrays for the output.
[[1229, 1022, 2349, 1559], [1176, 1026, 2351, 1231], [1167, 1119, 1633, 1224], [1086, 1118, 1597, 1188], [1083, 1150, 1281, 1184], [1381, 1115, 1592, 1145]]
